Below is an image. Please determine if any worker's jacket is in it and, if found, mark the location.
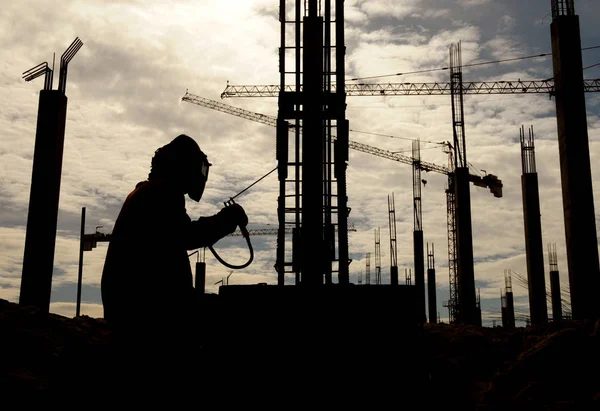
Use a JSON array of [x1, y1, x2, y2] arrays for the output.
[[101, 178, 235, 328]]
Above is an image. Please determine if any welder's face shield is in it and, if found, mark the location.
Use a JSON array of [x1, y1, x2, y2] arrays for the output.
[[187, 156, 211, 202]]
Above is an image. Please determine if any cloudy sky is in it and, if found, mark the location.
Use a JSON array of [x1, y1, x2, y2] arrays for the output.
[[1, 0, 599, 326]]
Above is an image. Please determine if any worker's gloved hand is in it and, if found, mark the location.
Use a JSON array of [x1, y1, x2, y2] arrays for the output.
[[218, 203, 249, 234]]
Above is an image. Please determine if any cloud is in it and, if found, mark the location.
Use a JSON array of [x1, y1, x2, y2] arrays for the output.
[[498, 15, 517, 33], [361, 0, 422, 20], [458, 0, 491, 6], [2, 1, 599, 325]]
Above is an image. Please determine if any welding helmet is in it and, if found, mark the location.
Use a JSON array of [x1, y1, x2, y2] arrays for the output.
[[187, 146, 211, 202], [149, 134, 211, 202]]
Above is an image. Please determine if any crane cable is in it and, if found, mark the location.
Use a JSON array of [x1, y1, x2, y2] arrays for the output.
[[348, 45, 600, 82]]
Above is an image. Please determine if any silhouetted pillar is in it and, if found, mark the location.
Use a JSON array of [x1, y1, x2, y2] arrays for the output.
[[76, 207, 85, 317], [501, 292, 508, 328], [390, 266, 399, 286], [414, 230, 426, 323], [20, 90, 68, 312], [550, 270, 563, 322], [506, 291, 515, 329], [334, 0, 349, 285], [276, 119, 289, 285], [195, 262, 206, 295], [427, 243, 437, 324], [455, 168, 477, 325], [300, 9, 325, 286], [520, 126, 548, 325], [551, 0, 600, 320]]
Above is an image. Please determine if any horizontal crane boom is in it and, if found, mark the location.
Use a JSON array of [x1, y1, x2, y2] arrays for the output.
[[220, 78, 600, 98]]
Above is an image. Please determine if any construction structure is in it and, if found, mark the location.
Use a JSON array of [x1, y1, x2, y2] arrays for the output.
[[504, 270, 516, 328], [365, 252, 371, 285], [448, 43, 478, 326], [548, 243, 563, 322], [550, 0, 600, 320], [182, 93, 503, 306], [443, 142, 459, 324], [427, 243, 437, 324], [19, 38, 83, 313], [216, 46, 508, 326], [273, 0, 350, 286], [412, 140, 426, 322], [500, 291, 507, 328], [388, 193, 399, 286], [198, 1, 600, 323], [374, 227, 382, 285], [520, 125, 548, 325]]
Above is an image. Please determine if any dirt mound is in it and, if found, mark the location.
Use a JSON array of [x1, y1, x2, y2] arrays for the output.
[[0, 299, 114, 403], [2, 298, 599, 409]]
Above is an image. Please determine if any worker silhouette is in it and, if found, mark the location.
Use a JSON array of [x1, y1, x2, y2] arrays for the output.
[[100, 134, 247, 398]]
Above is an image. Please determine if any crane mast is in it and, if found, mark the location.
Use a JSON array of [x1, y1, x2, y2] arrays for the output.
[[450, 43, 478, 326], [443, 142, 459, 324]]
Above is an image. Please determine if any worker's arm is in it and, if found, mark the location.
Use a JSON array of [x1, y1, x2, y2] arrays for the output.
[[182, 204, 247, 250], [183, 212, 236, 249]]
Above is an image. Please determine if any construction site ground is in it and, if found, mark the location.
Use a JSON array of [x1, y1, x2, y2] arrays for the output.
[[1, 296, 599, 409]]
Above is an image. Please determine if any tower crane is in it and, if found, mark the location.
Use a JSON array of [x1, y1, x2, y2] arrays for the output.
[[181, 92, 503, 197]]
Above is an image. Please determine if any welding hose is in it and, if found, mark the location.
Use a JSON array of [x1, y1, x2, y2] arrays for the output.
[[205, 168, 274, 270], [208, 225, 254, 269]]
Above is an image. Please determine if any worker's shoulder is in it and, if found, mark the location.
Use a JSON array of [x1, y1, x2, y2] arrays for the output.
[[132, 179, 184, 205]]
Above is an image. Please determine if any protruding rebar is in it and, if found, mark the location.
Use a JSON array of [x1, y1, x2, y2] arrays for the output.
[[548, 243, 563, 321], [549, 243, 559, 271], [22, 62, 53, 91], [504, 270, 516, 328], [505, 269, 513, 292], [58, 37, 83, 94], [520, 125, 537, 174], [552, 0, 575, 18]]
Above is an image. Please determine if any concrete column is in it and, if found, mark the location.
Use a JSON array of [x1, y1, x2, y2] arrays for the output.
[[521, 173, 549, 324], [20, 90, 68, 312], [551, 6, 600, 320], [454, 168, 477, 325]]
